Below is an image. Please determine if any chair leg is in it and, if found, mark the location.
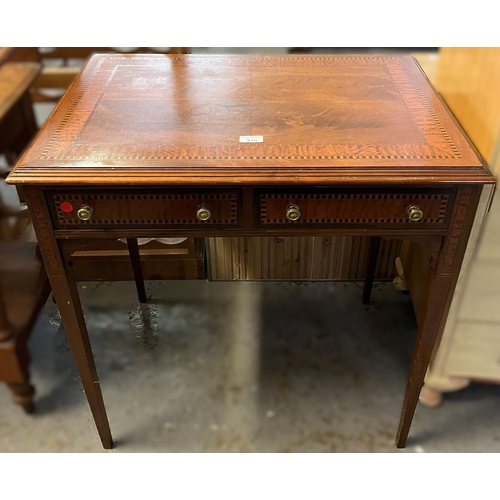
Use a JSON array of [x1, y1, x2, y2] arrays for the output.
[[126, 238, 147, 303], [362, 236, 381, 304]]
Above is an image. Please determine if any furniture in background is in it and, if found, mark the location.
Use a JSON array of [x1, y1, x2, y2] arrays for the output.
[[0, 60, 40, 169], [0, 49, 47, 411], [0, 240, 50, 412], [7, 54, 494, 450], [68, 238, 205, 283], [433, 48, 500, 178], [0, 47, 39, 66], [206, 236, 401, 281]]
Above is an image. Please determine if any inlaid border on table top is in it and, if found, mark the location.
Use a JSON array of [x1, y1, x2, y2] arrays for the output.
[[36, 55, 469, 164]]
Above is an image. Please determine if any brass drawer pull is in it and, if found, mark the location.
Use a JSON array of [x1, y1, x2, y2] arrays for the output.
[[406, 204, 423, 222], [286, 204, 301, 221], [196, 204, 212, 221], [77, 204, 94, 221]]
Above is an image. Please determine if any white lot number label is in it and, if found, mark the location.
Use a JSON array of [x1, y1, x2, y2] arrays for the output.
[[239, 135, 264, 143]]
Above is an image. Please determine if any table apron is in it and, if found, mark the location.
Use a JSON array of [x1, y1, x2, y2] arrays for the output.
[[54, 227, 448, 240]]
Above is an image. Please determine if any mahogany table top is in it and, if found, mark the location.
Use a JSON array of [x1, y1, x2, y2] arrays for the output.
[[7, 54, 494, 186]]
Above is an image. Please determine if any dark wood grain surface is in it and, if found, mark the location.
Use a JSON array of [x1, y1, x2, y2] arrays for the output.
[[6, 54, 494, 186]]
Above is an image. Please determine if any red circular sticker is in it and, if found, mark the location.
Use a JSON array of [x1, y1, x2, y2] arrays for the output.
[[60, 202, 74, 213]]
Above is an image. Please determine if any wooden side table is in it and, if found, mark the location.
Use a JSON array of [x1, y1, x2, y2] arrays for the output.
[[6, 54, 495, 449]]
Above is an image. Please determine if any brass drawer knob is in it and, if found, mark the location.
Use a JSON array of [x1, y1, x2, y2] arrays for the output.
[[196, 204, 212, 221], [406, 204, 423, 222], [77, 204, 94, 221], [286, 204, 301, 222]]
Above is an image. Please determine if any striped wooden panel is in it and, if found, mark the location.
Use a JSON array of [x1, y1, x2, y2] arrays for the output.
[[207, 237, 401, 281]]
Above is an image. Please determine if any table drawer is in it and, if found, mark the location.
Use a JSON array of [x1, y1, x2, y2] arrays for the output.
[[49, 190, 241, 229], [258, 189, 454, 227]]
